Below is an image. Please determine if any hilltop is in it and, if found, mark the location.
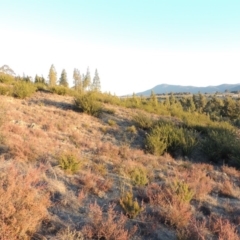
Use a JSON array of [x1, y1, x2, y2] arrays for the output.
[[0, 85, 240, 239], [135, 83, 240, 96]]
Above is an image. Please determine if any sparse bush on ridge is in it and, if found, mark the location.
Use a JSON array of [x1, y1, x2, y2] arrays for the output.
[[0, 72, 15, 83], [132, 112, 155, 130], [103, 107, 116, 115], [12, 81, 36, 99], [74, 92, 103, 117], [49, 85, 71, 95], [0, 85, 12, 96]]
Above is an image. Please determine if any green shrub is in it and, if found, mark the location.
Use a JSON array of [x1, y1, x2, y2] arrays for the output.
[[103, 108, 116, 115], [58, 152, 82, 174], [12, 81, 36, 99], [129, 167, 148, 186], [35, 82, 49, 92], [231, 145, 240, 168], [175, 128, 199, 156], [49, 85, 69, 95], [201, 128, 239, 164], [0, 85, 12, 96], [107, 119, 117, 126], [145, 124, 168, 156], [74, 92, 103, 117], [126, 125, 137, 134], [170, 181, 194, 203], [132, 112, 154, 130], [145, 121, 198, 157], [0, 73, 15, 84], [120, 191, 143, 218]]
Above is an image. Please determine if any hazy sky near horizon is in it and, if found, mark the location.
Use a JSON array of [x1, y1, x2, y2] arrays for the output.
[[1, 0, 240, 95]]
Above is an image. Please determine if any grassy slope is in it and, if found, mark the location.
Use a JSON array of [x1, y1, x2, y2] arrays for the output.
[[0, 91, 240, 239]]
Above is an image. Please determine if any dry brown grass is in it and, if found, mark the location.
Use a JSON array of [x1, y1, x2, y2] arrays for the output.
[[81, 202, 137, 240], [210, 216, 239, 240], [177, 167, 214, 201], [76, 171, 113, 197], [0, 163, 50, 239], [218, 180, 239, 198], [222, 165, 240, 178], [146, 183, 193, 229], [179, 218, 209, 240]]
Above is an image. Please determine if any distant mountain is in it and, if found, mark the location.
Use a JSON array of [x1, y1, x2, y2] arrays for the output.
[[136, 83, 240, 96]]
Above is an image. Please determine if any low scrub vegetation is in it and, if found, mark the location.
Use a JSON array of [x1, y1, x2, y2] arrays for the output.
[[201, 127, 240, 165], [0, 85, 12, 96], [0, 164, 50, 239], [49, 85, 75, 96], [1, 78, 240, 239], [58, 151, 82, 174], [12, 81, 36, 99], [74, 92, 103, 117], [145, 121, 198, 157], [120, 191, 143, 219], [132, 112, 155, 130], [0, 72, 15, 83], [81, 202, 137, 239]]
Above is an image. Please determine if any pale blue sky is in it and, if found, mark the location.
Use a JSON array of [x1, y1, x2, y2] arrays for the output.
[[0, 1, 240, 95]]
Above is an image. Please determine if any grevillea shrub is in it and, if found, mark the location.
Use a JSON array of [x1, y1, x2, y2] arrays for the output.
[[12, 81, 36, 99], [74, 92, 103, 117]]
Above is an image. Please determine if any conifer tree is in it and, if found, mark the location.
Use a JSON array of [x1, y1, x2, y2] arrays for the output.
[[59, 69, 68, 87], [48, 64, 57, 86], [73, 68, 82, 92], [91, 69, 101, 92], [35, 74, 46, 84], [82, 67, 91, 91]]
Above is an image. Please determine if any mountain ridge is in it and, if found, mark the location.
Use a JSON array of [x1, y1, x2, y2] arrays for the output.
[[135, 83, 240, 96]]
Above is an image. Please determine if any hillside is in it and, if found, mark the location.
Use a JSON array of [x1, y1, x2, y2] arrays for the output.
[[0, 90, 240, 239], [136, 83, 240, 96]]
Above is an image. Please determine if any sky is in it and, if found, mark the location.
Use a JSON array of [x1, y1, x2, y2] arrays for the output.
[[0, 0, 240, 95]]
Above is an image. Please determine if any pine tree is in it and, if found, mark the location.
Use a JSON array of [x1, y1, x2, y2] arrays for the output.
[[59, 69, 68, 87], [73, 68, 82, 92], [91, 69, 101, 92], [82, 67, 91, 91], [35, 74, 40, 83], [35, 74, 46, 84], [48, 64, 57, 86]]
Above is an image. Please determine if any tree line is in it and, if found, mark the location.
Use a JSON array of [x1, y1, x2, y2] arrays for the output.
[[44, 65, 101, 92]]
